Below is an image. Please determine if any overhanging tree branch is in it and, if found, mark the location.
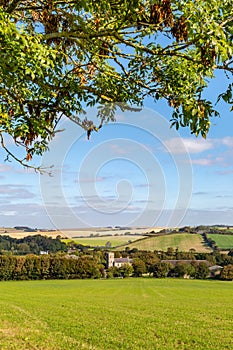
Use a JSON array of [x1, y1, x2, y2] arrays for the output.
[[0, 0, 233, 167], [0, 133, 53, 174]]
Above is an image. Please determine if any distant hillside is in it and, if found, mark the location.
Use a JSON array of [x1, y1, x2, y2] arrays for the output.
[[117, 233, 210, 252], [0, 227, 63, 239]]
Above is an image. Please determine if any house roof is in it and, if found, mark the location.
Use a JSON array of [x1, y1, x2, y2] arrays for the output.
[[209, 265, 223, 271], [161, 260, 211, 266], [114, 258, 132, 263]]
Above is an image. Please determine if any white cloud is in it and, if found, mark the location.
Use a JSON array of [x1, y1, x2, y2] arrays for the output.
[[77, 176, 111, 183], [0, 210, 17, 216], [0, 185, 36, 199], [164, 138, 213, 154], [222, 136, 233, 148], [191, 158, 214, 166], [191, 157, 224, 166]]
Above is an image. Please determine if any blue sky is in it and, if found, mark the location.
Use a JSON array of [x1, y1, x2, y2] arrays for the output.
[[0, 71, 233, 230]]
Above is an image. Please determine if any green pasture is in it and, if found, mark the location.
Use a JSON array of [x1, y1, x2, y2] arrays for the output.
[[208, 234, 233, 249], [63, 235, 142, 248], [0, 279, 232, 350], [120, 233, 209, 252]]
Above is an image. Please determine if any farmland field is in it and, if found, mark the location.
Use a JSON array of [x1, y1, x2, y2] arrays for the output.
[[0, 227, 162, 239], [0, 279, 232, 350], [208, 234, 233, 249], [63, 235, 143, 247], [119, 233, 210, 252]]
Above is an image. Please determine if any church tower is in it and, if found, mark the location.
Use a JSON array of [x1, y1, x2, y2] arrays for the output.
[[106, 252, 115, 268]]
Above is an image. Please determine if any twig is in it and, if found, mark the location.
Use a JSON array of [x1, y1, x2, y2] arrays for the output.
[[0, 133, 53, 175]]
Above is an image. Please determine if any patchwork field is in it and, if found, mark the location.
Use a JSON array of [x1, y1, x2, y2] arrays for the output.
[[0, 279, 232, 350], [208, 234, 233, 249], [0, 228, 62, 239], [119, 233, 210, 252], [63, 235, 143, 248], [0, 227, 162, 239]]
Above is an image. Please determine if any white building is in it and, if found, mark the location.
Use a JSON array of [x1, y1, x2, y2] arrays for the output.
[[106, 252, 132, 268]]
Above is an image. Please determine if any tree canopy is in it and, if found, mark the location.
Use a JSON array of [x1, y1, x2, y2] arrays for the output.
[[0, 0, 233, 169]]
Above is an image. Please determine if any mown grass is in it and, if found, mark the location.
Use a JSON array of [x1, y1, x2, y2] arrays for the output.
[[120, 233, 209, 252], [0, 279, 232, 350], [208, 234, 233, 249], [62, 235, 142, 248]]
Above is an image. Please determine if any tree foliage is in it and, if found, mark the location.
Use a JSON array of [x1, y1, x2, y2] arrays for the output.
[[132, 258, 147, 276], [0, 234, 67, 254], [0, 254, 103, 280], [0, 1, 233, 168], [220, 264, 233, 280], [151, 261, 171, 278]]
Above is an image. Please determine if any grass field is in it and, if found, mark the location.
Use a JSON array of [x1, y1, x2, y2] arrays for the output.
[[119, 233, 210, 252], [208, 234, 233, 249], [63, 235, 143, 248], [0, 279, 232, 350]]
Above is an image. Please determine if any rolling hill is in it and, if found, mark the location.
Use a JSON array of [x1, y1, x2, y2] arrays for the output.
[[117, 233, 210, 252]]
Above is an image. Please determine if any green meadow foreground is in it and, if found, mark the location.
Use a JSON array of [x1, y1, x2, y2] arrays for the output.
[[0, 279, 232, 350]]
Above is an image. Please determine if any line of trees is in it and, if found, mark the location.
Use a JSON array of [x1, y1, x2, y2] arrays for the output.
[[107, 260, 233, 280], [0, 250, 232, 281], [0, 255, 104, 281], [0, 235, 233, 281], [107, 259, 211, 279], [0, 235, 67, 255], [202, 232, 218, 250], [151, 261, 210, 279]]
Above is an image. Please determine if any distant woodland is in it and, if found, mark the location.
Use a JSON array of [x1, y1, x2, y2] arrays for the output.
[[0, 234, 67, 255]]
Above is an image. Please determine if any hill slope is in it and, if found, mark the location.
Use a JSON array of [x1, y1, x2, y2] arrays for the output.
[[117, 233, 210, 252], [208, 234, 233, 249]]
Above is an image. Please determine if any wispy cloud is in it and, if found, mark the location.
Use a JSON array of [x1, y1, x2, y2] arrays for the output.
[[110, 144, 128, 155], [135, 183, 151, 188], [0, 163, 14, 172], [215, 194, 233, 198], [77, 176, 112, 183], [193, 191, 209, 196], [0, 210, 17, 216], [222, 136, 233, 148], [217, 169, 233, 175], [164, 136, 233, 156], [0, 185, 35, 200], [163, 136, 233, 167], [0, 202, 44, 215], [164, 137, 214, 154], [191, 158, 215, 166]]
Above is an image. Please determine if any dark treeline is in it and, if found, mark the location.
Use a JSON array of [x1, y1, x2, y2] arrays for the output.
[[207, 228, 233, 235], [0, 254, 104, 281], [179, 225, 233, 234], [0, 235, 67, 255], [202, 233, 218, 250], [0, 248, 233, 281]]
